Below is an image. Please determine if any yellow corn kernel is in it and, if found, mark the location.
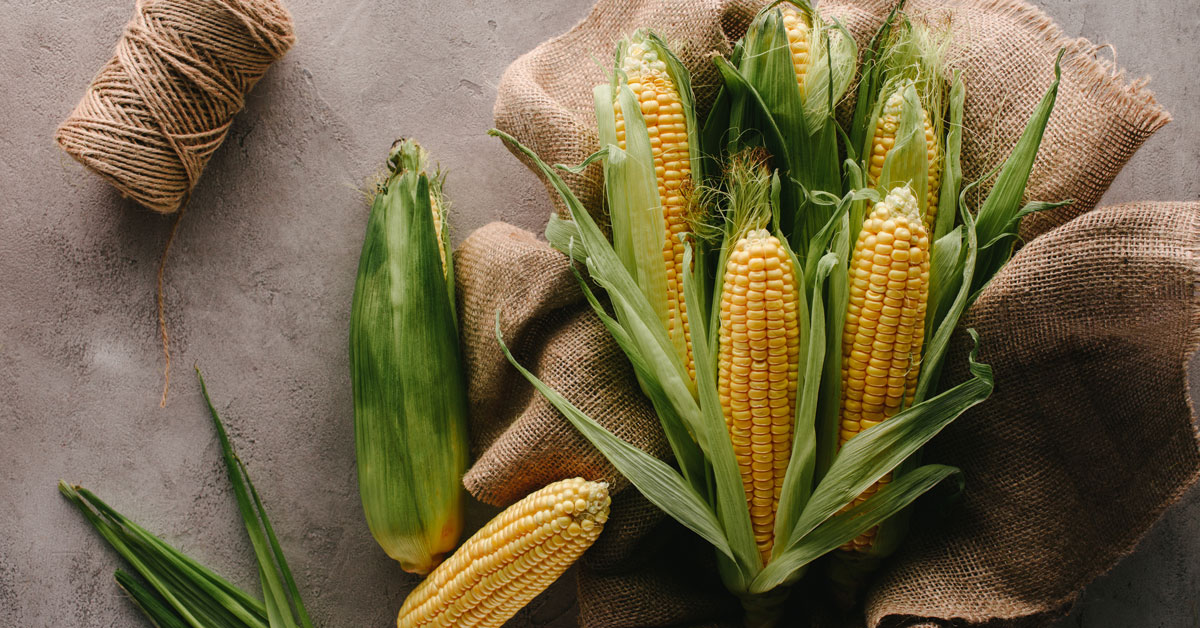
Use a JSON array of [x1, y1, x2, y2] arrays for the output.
[[616, 41, 695, 381], [782, 5, 812, 88], [717, 229, 801, 564], [867, 91, 942, 228], [396, 478, 610, 628], [838, 186, 930, 552]]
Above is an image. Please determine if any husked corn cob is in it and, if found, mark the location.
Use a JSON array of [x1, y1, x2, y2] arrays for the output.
[[838, 186, 930, 551], [615, 40, 695, 381], [396, 478, 610, 628], [867, 91, 942, 228], [718, 230, 802, 564], [782, 5, 812, 88]]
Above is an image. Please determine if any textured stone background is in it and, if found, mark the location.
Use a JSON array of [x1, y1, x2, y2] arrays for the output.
[[0, 0, 1196, 626]]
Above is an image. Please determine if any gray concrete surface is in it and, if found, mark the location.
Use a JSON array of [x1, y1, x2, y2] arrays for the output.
[[0, 0, 1195, 626]]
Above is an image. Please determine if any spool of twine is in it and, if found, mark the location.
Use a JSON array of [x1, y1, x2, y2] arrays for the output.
[[55, 0, 296, 214]]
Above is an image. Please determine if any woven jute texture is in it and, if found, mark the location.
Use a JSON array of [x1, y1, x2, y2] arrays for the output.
[[455, 223, 669, 505], [55, 0, 295, 214], [465, 0, 1194, 626]]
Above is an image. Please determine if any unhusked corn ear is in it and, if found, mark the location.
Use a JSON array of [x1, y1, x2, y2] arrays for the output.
[[352, 139, 468, 575], [615, 39, 695, 382], [396, 478, 610, 628], [867, 90, 942, 228], [838, 186, 930, 551], [782, 5, 812, 88], [718, 229, 801, 564]]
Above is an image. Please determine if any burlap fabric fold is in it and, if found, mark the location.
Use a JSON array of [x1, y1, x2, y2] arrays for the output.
[[459, 0, 1196, 626]]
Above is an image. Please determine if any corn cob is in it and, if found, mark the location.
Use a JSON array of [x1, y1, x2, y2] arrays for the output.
[[718, 229, 802, 564], [614, 39, 695, 381], [782, 5, 812, 88], [352, 139, 468, 575], [396, 478, 610, 628], [866, 90, 942, 228], [838, 186, 930, 551]]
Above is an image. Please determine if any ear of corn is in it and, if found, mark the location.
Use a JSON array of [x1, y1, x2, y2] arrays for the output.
[[838, 186, 930, 552], [715, 152, 802, 565], [866, 89, 942, 228], [351, 139, 469, 575], [719, 229, 802, 564], [396, 478, 610, 628], [730, 2, 857, 247], [596, 31, 701, 384], [862, 18, 950, 230]]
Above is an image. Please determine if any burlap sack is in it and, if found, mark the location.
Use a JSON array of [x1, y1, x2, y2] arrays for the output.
[[462, 0, 1194, 626]]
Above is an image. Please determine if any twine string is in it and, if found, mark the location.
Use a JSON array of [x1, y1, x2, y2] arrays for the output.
[[54, 0, 295, 404]]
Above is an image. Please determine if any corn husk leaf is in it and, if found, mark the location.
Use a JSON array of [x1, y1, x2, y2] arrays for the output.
[[934, 74, 965, 241], [972, 51, 1063, 290], [774, 251, 836, 549], [494, 312, 734, 562], [724, 2, 853, 249], [493, 128, 763, 588], [762, 332, 992, 590], [684, 242, 760, 588], [561, 238, 710, 492], [751, 463, 961, 592], [60, 370, 312, 628], [875, 82, 931, 214], [848, 1, 907, 155]]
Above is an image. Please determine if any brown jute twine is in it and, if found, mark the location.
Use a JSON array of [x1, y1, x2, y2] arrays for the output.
[[56, 0, 295, 214], [55, 0, 295, 405]]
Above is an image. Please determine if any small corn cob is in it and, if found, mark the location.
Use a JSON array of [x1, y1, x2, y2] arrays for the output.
[[614, 38, 695, 381], [782, 5, 812, 88], [352, 139, 468, 575], [838, 186, 930, 551], [867, 90, 942, 228], [396, 478, 610, 628], [718, 229, 802, 564]]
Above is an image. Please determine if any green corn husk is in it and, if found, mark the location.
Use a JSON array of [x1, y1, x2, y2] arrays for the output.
[[350, 139, 468, 575], [61, 369, 313, 628], [709, 0, 858, 248], [824, 45, 1067, 599]]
